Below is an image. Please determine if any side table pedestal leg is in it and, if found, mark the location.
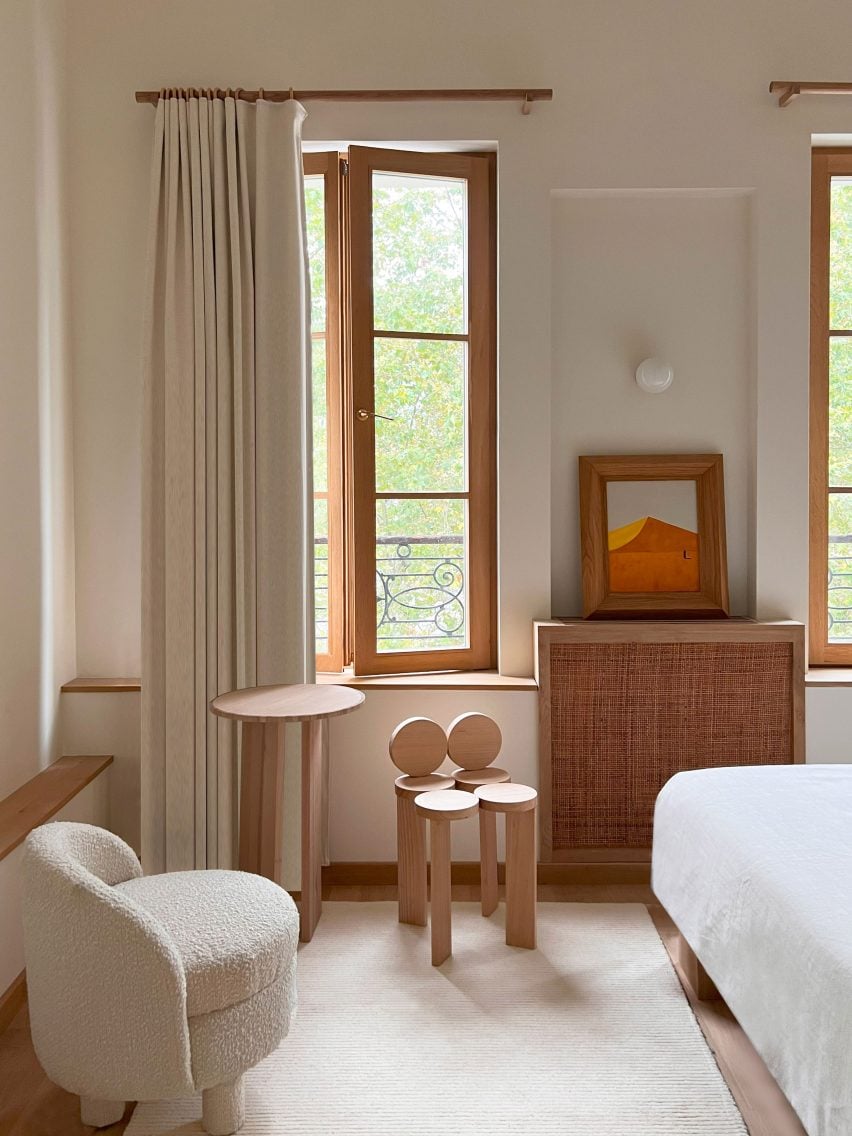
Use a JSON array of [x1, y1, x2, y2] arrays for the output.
[[300, 718, 324, 943], [239, 721, 284, 881]]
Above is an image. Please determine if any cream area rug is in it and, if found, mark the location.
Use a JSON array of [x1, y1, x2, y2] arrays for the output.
[[126, 903, 746, 1135]]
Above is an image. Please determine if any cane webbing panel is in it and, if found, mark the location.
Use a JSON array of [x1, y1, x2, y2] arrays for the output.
[[549, 641, 793, 849]]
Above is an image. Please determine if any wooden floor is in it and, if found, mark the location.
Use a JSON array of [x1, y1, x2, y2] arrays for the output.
[[0, 885, 805, 1136]]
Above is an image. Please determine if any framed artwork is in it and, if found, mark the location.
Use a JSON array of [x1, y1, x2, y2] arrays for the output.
[[578, 454, 729, 618]]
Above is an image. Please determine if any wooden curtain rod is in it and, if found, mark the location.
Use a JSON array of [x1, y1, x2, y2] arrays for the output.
[[770, 81, 852, 107], [135, 87, 553, 114]]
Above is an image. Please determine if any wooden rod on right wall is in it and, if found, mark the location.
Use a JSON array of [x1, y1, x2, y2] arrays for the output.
[[770, 80, 852, 107]]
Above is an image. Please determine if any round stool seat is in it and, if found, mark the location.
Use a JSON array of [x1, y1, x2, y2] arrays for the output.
[[475, 783, 537, 813], [395, 773, 456, 800], [453, 766, 510, 790], [415, 789, 479, 820]]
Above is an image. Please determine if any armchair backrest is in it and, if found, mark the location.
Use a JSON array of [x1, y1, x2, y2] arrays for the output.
[[22, 822, 195, 1101]]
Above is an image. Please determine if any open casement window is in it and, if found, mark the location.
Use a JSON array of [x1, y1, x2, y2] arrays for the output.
[[811, 149, 852, 664], [304, 146, 496, 675], [304, 152, 345, 672], [347, 147, 496, 674]]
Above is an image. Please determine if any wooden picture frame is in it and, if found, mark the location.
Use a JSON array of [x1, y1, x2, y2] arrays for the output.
[[578, 454, 729, 618]]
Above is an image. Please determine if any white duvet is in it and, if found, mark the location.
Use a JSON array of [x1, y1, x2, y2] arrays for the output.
[[652, 764, 852, 1136]]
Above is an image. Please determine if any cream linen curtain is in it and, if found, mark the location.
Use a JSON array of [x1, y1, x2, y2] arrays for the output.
[[141, 94, 315, 873]]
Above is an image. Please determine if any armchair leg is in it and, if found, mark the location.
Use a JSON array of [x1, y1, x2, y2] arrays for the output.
[[202, 1075, 245, 1136], [80, 1097, 125, 1127]]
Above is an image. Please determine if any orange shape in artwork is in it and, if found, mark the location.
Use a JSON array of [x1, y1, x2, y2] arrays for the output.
[[608, 517, 699, 593]]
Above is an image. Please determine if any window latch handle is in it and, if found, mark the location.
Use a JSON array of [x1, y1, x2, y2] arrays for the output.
[[356, 408, 395, 422]]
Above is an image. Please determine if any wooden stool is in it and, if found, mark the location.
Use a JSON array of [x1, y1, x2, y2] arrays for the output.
[[414, 789, 479, 965], [389, 718, 452, 927], [448, 713, 509, 918], [474, 783, 537, 950]]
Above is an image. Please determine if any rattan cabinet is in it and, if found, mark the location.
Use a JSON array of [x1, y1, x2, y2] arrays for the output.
[[534, 620, 805, 863]]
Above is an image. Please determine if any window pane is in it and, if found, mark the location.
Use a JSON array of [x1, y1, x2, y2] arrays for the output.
[[828, 493, 852, 641], [830, 338, 852, 487], [374, 338, 466, 493], [372, 171, 466, 334], [314, 496, 329, 656], [304, 175, 326, 332], [312, 338, 327, 492], [830, 177, 852, 330], [375, 498, 467, 653]]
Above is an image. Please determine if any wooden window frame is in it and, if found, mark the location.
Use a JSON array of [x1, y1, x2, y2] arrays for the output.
[[810, 149, 852, 664], [304, 152, 346, 672], [347, 146, 497, 675]]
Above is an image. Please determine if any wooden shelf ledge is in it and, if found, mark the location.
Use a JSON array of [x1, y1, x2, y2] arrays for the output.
[[61, 677, 141, 693], [0, 755, 113, 861]]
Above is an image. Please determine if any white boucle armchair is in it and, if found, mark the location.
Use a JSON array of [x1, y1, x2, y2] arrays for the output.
[[21, 822, 299, 1135]]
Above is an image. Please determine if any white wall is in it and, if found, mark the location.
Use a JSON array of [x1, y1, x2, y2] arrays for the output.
[[63, 0, 852, 676], [551, 191, 753, 615], [48, 0, 852, 860], [806, 689, 852, 763], [0, 0, 75, 801], [61, 692, 141, 851]]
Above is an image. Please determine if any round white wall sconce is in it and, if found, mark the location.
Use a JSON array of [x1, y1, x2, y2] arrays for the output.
[[635, 357, 674, 394]]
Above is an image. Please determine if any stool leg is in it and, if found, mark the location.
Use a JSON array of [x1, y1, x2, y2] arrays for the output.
[[505, 808, 536, 949], [429, 817, 452, 965], [397, 795, 427, 925], [479, 809, 498, 917]]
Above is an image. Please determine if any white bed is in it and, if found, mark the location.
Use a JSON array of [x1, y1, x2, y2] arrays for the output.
[[652, 764, 852, 1136]]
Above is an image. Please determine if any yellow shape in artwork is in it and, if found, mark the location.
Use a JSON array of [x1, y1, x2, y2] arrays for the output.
[[608, 517, 648, 551]]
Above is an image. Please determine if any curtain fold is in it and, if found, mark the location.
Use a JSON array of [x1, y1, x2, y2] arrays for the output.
[[141, 95, 314, 874]]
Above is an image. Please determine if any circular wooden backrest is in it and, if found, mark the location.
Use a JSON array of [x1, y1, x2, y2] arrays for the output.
[[446, 712, 502, 770], [389, 717, 448, 776]]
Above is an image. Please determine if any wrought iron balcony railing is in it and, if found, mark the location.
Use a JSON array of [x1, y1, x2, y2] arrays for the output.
[[828, 539, 852, 638], [314, 534, 466, 654]]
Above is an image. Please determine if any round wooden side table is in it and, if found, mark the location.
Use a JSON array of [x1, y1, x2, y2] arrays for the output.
[[210, 683, 364, 942]]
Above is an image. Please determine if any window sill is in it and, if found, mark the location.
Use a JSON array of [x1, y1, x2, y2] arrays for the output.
[[316, 669, 538, 692], [59, 672, 539, 694], [805, 668, 852, 688]]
